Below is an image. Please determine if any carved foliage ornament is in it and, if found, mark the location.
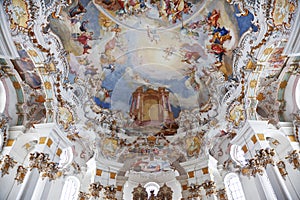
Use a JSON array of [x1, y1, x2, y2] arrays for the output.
[[15, 165, 28, 184], [29, 152, 62, 181], [285, 150, 300, 170], [187, 183, 202, 199], [104, 185, 117, 200], [0, 155, 17, 177], [132, 184, 148, 200], [240, 148, 275, 177], [156, 183, 173, 200], [201, 180, 216, 196], [85, 182, 117, 199], [276, 160, 288, 180], [0, 113, 9, 153], [89, 182, 103, 198]]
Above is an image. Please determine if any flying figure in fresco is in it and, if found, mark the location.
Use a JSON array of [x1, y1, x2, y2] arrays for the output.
[[79, 20, 89, 32], [202, 9, 233, 75], [147, 26, 160, 43], [181, 51, 201, 64], [74, 32, 93, 54], [103, 64, 115, 73], [100, 38, 117, 64], [93, 87, 112, 109], [210, 26, 232, 45], [206, 9, 220, 28], [163, 47, 175, 60], [183, 66, 200, 91], [69, 0, 87, 18], [208, 43, 226, 64]]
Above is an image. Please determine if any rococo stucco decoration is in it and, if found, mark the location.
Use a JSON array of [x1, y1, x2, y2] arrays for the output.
[[0, 0, 300, 199]]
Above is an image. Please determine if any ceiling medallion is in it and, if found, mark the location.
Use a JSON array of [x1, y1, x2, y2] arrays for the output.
[[57, 107, 75, 130], [93, 0, 206, 30], [227, 102, 245, 128]]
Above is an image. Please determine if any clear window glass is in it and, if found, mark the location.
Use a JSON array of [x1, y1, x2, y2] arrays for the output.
[[224, 173, 246, 200], [60, 176, 80, 200]]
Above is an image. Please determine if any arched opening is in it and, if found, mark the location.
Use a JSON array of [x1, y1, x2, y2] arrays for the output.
[[0, 81, 6, 113], [295, 80, 300, 110], [60, 176, 80, 200], [58, 147, 73, 169], [144, 182, 160, 198], [224, 173, 246, 200]]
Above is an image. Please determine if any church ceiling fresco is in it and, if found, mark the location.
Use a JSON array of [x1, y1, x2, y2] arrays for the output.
[[1, 0, 299, 175]]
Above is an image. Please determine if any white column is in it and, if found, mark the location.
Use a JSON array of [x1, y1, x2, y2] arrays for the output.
[[239, 175, 262, 200], [257, 172, 277, 200], [17, 169, 40, 199], [5, 123, 72, 200], [265, 166, 293, 200], [176, 174, 189, 199], [115, 176, 128, 199]]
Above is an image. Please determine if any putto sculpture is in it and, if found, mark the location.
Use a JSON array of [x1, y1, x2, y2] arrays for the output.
[[29, 152, 50, 172], [104, 185, 117, 200], [15, 165, 28, 184], [0, 155, 16, 177], [201, 180, 216, 196], [285, 150, 300, 170], [78, 191, 90, 200], [41, 162, 61, 181], [240, 148, 276, 177], [276, 161, 288, 179], [89, 182, 103, 198]]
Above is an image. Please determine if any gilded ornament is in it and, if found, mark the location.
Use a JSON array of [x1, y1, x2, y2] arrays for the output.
[[89, 182, 103, 197], [201, 180, 216, 196], [6, 0, 29, 29], [15, 165, 27, 184], [12, 82, 21, 89], [229, 104, 245, 127], [44, 81, 52, 89], [285, 150, 300, 170], [0, 155, 17, 177], [250, 80, 257, 88], [245, 60, 255, 70], [256, 93, 265, 101], [289, 2, 296, 12], [27, 50, 38, 57], [263, 47, 274, 55], [277, 161, 288, 179], [279, 80, 287, 89], [58, 107, 74, 130]]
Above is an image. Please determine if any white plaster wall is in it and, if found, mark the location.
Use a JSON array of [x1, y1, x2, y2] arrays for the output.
[[123, 180, 138, 200], [123, 171, 183, 200], [283, 75, 299, 121], [0, 82, 6, 113]]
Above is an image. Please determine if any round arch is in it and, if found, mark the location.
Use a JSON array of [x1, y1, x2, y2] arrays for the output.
[[60, 176, 80, 200], [224, 173, 246, 200], [0, 81, 6, 113], [144, 182, 160, 198]]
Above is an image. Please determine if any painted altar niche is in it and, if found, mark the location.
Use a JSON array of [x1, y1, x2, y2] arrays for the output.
[[129, 86, 178, 134]]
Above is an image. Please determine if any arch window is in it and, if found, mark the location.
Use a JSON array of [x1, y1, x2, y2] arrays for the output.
[[0, 82, 6, 113], [144, 182, 160, 199], [296, 80, 300, 109], [60, 176, 80, 200], [224, 173, 246, 200]]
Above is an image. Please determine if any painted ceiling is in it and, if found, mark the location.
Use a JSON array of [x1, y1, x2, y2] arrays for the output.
[[1, 0, 299, 175]]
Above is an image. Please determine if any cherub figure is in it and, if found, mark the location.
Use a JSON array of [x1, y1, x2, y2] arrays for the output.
[[285, 150, 300, 170], [89, 182, 103, 197], [277, 161, 288, 179], [78, 191, 90, 200], [206, 9, 220, 27], [15, 165, 28, 184], [0, 155, 16, 177]]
